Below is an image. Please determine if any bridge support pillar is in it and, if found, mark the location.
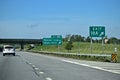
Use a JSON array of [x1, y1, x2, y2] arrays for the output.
[[20, 43, 24, 50]]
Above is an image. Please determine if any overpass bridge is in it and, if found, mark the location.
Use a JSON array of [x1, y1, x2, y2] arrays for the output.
[[0, 38, 42, 50]]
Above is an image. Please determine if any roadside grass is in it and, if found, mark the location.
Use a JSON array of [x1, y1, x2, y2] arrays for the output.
[[31, 42, 120, 62]]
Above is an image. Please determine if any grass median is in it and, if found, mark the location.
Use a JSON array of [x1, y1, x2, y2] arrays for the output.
[[28, 42, 120, 62]]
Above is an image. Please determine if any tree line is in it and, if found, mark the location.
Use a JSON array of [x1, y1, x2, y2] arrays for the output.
[[63, 34, 120, 44], [64, 34, 120, 52]]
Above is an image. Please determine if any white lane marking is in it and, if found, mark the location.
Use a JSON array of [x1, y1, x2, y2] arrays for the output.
[[29, 63, 32, 65], [46, 77, 53, 80], [32, 65, 36, 68], [62, 59, 120, 74], [35, 68, 39, 70], [39, 71, 44, 74]]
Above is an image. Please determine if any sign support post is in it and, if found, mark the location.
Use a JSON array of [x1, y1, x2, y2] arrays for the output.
[[102, 37, 104, 54], [57, 41, 60, 52], [89, 26, 105, 54], [78, 41, 80, 53], [43, 35, 62, 52], [90, 37, 93, 54]]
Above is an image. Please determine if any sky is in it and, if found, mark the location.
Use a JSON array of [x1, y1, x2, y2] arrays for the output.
[[0, 0, 120, 39]]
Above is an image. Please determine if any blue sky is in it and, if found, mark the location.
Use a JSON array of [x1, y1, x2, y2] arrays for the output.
[[0, 0, 120, 39]]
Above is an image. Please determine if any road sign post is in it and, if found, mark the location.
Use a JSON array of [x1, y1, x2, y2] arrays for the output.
[[102, 37, 104, 54], [43, 35, 62, 52], [78, 41, 80, 53], [43, 38, 62, 45], [89, 26, 105, 54], [90, 37, 93, 54], [111, 54, 117, 63]]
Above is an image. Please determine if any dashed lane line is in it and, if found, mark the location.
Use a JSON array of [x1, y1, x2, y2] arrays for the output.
[[39, 71, 44, 74], [32, 65, 36, 68], [20, 56, 53, 80], [35, 68, 39, 70], [46, 77, 53, 80]]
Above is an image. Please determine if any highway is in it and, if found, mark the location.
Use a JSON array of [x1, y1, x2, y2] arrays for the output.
[[0, 51, 120, 80]]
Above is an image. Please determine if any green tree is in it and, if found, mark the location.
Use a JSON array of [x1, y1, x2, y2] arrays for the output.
[[65, 41, 73, 53], [109, 37, 118, 44], [86, 36, 91, 42], [64, 34, 71, 42]]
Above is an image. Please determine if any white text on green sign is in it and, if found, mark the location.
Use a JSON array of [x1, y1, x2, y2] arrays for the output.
[[90, 26, 105, 37], [51, 35, 62, 39], [43, 38, 62, 45]]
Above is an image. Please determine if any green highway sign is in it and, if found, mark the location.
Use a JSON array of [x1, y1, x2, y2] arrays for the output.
[[43, 38, 62, 45], [51, 35, 62, 38], [90, 26, 105, 37]]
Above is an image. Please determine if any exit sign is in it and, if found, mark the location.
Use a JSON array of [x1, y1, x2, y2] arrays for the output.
[[43, 38, 62, 45], [90, 26, 105, 37], [43, 35, 62, 45], [51, 35, 62, 38]]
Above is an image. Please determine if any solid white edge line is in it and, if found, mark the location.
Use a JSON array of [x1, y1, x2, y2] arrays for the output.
[[32, 65, 36, 68], [35, 68, 39, 70], [29, 63, 32, 65], [46, 77, 53, 80], [62, 59, 120, 75], [39, 71, 44, 74]]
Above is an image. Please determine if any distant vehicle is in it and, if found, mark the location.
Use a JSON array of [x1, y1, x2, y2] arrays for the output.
[[0, 46, 3, 52], [3, 45, 15, 56]]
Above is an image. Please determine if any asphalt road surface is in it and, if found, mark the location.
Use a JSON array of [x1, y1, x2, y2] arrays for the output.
[[0, 51, 120, 80]]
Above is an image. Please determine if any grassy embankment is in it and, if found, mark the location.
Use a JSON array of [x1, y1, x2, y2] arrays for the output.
[[31, 42, 120, 62]]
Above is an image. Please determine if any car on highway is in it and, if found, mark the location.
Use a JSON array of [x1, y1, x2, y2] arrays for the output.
[[3, 45, 15, 56]]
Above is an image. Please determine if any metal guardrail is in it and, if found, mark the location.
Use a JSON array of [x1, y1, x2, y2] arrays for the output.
[[28, 50, 112, 62]]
